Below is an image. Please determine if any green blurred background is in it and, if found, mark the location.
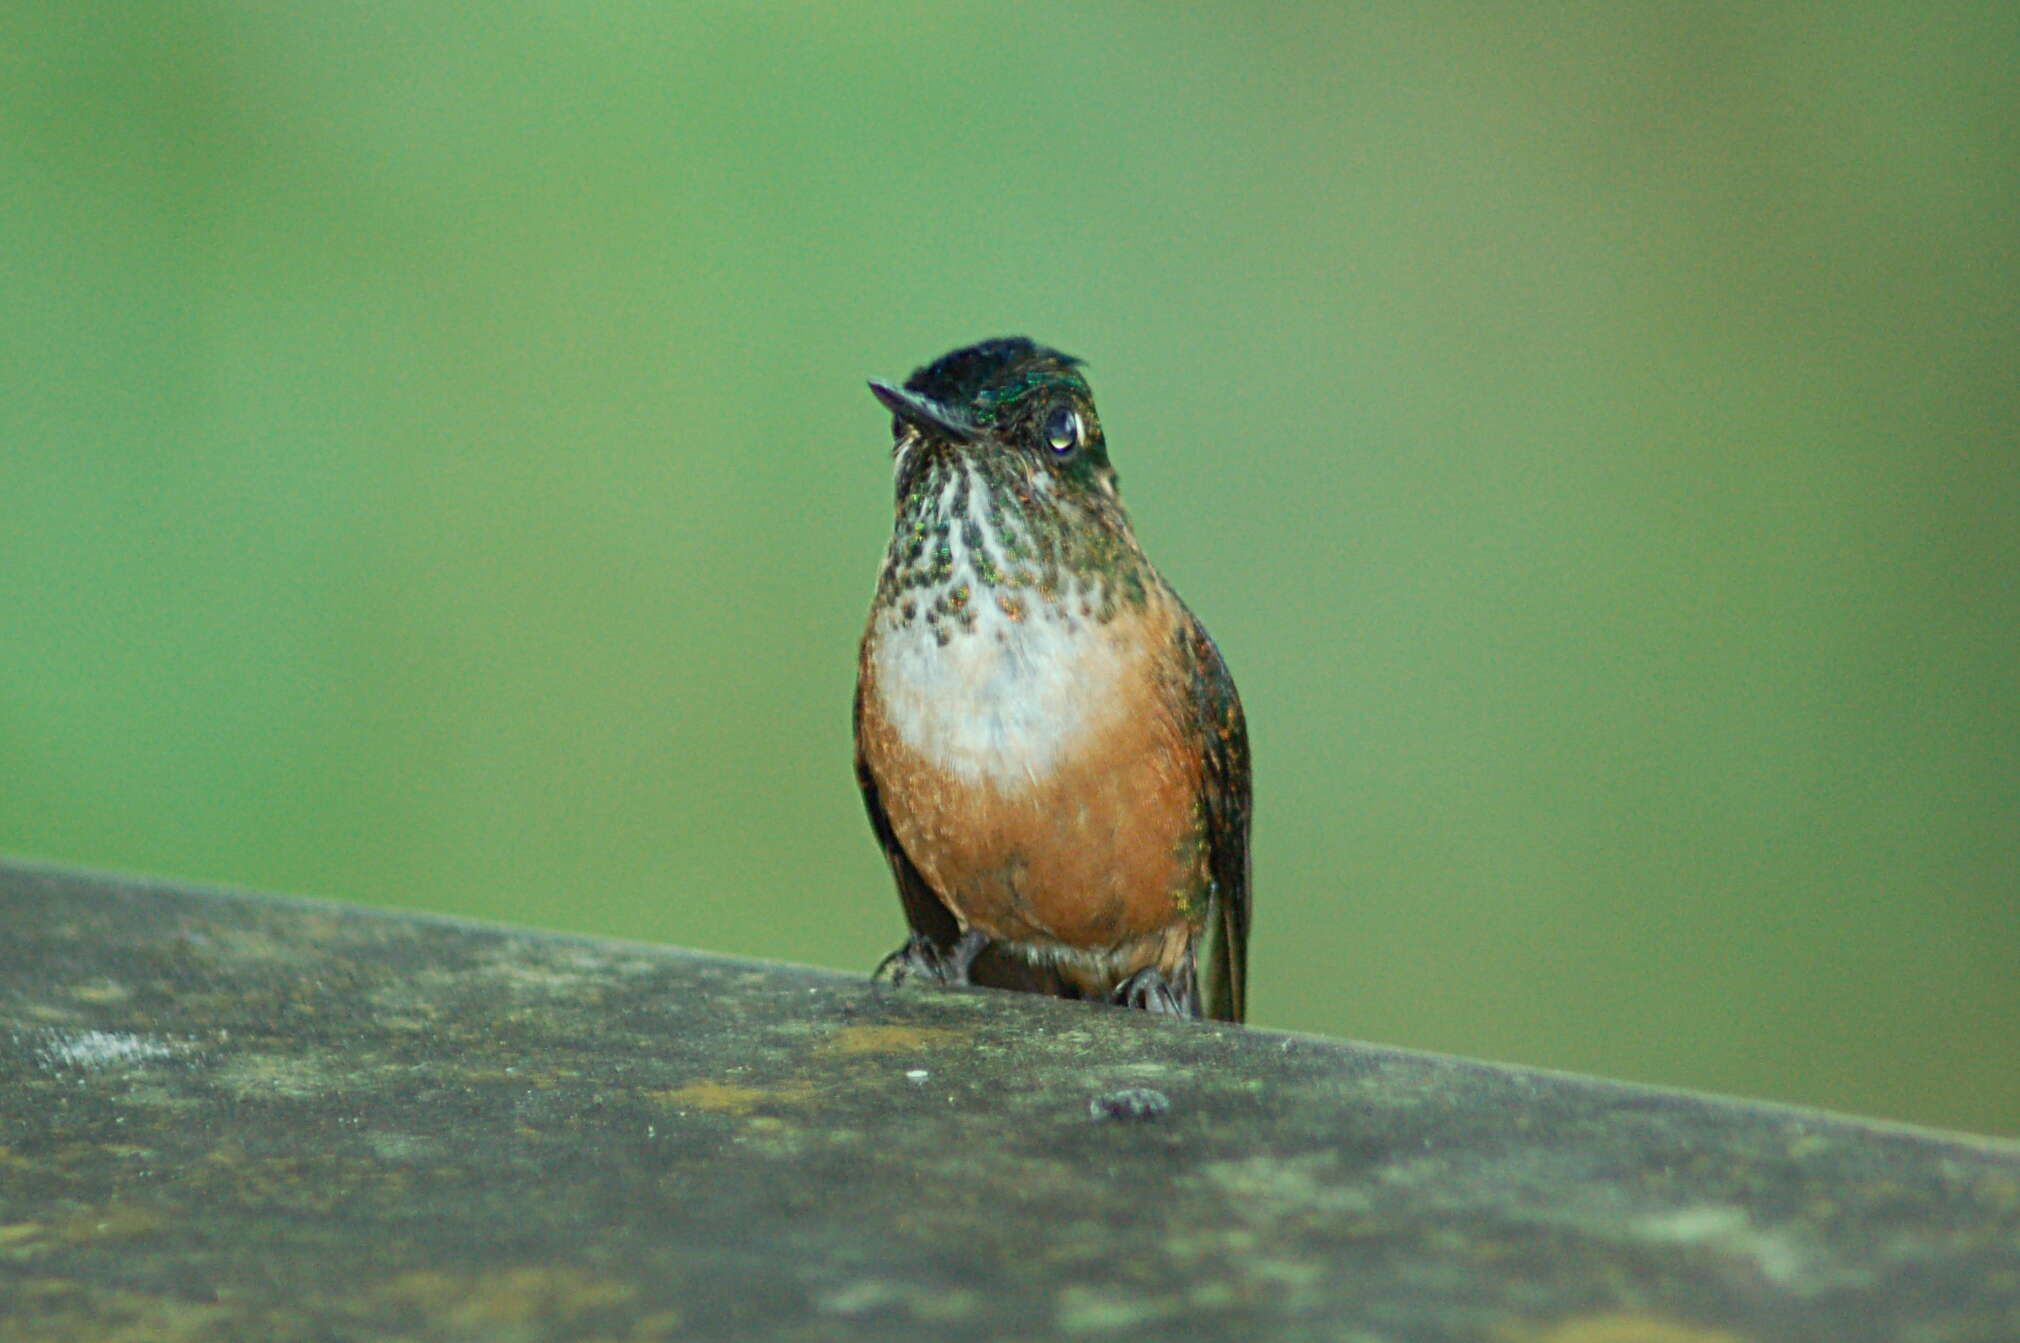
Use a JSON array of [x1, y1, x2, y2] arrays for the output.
[[4, 6, 2015, 1135]]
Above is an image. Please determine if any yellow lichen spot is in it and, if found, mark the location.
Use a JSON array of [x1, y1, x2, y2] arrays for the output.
[[817, 1024, 963, 1056], [0, 1222, 44, 1248], [651, 1079, 814, 1114], [374, 1265, 638, 1329], [6, 1278, 232, 1342], [56, 1203, 168, 1244], [1501, 1313, 1746, 1343]]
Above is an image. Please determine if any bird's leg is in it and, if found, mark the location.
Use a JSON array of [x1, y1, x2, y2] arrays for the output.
[[1112, 958, 1200, 1018], [873, 935, 938, 985], [875, 927, 990, 987], [942, 926, 989, 983]]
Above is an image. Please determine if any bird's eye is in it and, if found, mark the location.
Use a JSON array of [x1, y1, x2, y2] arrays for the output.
[[1043, 407, 1083, 455]]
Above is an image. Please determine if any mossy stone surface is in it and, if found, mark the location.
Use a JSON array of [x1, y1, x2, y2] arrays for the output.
[[2, 858, 2017, 1342]]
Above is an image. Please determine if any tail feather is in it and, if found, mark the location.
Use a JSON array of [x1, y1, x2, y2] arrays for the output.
[[1202, 894, 1245, 1023]]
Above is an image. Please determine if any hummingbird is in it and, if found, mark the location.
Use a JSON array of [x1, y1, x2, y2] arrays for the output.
[[854, 338, 1251, 1022]]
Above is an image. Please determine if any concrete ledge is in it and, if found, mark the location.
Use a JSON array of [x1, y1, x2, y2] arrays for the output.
[[2, 857, 2017, 1341]]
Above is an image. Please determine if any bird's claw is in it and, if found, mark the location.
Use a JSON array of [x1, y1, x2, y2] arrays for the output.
[[874, 929, 988, 987], [1112, 965, 1199, 1018]]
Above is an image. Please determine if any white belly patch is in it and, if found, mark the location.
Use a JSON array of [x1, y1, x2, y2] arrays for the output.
[[872, 596, 1123, 792]]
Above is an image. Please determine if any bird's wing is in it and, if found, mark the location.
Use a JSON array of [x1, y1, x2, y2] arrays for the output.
[[854, 657, 964, 955], [1179, 607, 1252, 1023]]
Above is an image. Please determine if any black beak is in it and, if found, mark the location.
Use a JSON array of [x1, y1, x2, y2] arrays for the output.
[[868, 379, 979, 443]]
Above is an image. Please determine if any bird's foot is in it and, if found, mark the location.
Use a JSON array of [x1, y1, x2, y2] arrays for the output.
[[1112, 965, 1200, 1018], [874, 928, 989, 988]]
